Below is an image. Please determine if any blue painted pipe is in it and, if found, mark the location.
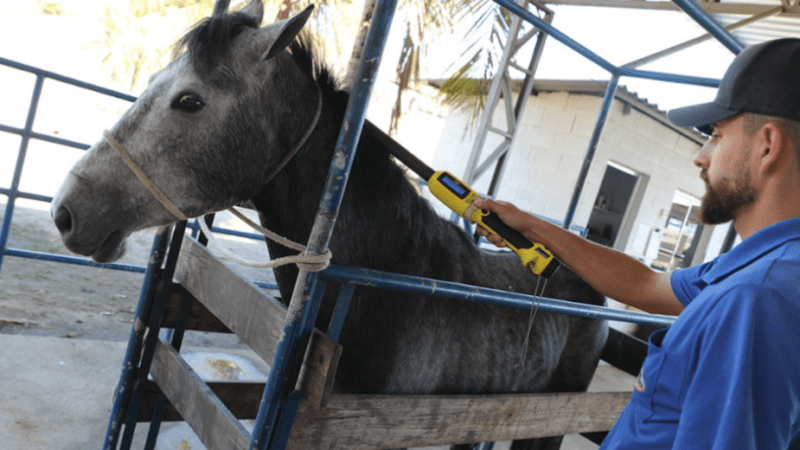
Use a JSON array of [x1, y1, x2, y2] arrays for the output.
[[321, 264, 677, 328], [3, 248, 146, 273], [118, 223, 187, 449], [0, 56, 137, 102], [0, 75, 44, 275], [620, 67, 720, 88], [0, 123, 92, 150], [669, 0, 744, 54], [249, 1, 400, 448], [103, 226, 171, 450], [491, 0, 617, 73], [327, 283, 356, 342], [563, 73, 620, 231], [0, 189, 54, 204]]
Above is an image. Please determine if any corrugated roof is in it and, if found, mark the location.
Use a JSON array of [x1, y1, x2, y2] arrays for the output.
[[426, 78, 708, 143], [540, 0, 800, 47]]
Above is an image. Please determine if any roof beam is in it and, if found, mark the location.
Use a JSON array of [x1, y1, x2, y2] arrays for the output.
[[539, 0, 800, 17], [623, 6, 782, 68]]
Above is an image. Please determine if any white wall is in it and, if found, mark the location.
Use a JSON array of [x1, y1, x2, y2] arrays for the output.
[[425, 88, 719, 258]]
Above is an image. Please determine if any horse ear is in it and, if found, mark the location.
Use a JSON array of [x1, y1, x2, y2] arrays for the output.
[[212, 0, 231, 18], [256, 4, 314, 62], [239, 0, 264, 25]]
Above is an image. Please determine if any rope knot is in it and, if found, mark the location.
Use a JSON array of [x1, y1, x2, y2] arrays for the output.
[[295, 249, 333, 272]]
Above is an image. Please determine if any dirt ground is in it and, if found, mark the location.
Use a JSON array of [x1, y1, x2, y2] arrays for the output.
[[0, 200, 278, 343], [0, 201, 152, 341]]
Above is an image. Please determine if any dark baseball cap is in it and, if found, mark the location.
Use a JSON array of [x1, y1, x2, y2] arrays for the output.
[[667, 38, 800, 135]]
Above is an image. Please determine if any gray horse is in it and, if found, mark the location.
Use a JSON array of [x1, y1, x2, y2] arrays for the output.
[[50, 1, 608, 448]]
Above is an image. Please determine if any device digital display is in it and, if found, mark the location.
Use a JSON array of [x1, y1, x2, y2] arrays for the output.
[[438, 173, 469, 198]]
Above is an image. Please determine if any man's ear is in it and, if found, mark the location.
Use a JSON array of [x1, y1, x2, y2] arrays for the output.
[[756, 121, 787, 174]]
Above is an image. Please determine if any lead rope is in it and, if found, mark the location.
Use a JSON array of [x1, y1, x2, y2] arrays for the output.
[[512, 263, 560, 391], [103, 86, 330, 272]]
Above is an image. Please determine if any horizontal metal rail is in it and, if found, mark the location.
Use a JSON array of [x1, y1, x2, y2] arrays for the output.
[[4, 248, 147, 273], [321, 264, 677, 328], [0, 56, 271, 284], [0, 56, 137, 102]]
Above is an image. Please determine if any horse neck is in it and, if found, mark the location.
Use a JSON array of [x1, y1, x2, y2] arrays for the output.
[[248, 55, 447, 278], [249, 63, 339, 247]]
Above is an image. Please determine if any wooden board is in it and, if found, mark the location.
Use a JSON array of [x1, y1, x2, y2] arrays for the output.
[[160, 284, 232, 333], [150, 340, 251, 449], [295, 330, 343, 409], [139, 330, 340, 421], [174, 235, 287, 362], [287, 391, 630, 449], [138, 380, 264, 422]]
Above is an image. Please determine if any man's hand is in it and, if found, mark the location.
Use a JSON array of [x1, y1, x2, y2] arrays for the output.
[[472, 198, 538, 248]]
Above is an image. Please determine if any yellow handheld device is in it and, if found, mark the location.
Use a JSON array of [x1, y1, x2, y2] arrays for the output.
[[365, 120, 560, 278], [427, 171, 559, 278]]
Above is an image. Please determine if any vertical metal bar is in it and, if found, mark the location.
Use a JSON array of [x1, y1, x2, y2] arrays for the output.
[[487, 11, 552, 197], [143, 219, 204, 449], [249, 1, 398, 448], [669, 0, 744, 54], [462, 0, 527, 185], [104, 227, 172, 450], [562, 72, 620, 230], [327, 283, 356, 342], [118, 222, 187, 449], [0, 75, 44, 274]]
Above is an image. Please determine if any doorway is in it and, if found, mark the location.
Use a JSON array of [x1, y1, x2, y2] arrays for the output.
[[651, 190, 702, 271], [586, 162, 639, 247]]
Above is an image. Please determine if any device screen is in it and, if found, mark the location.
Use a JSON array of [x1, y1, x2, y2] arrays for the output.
[[438, 173, 469, 199]]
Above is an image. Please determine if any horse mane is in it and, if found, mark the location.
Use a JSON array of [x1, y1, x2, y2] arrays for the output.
[[289, 35, 342, 94], [174, 11, 259, 80]]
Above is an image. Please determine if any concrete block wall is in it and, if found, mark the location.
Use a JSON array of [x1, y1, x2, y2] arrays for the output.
[[429, 87, 708, 257]]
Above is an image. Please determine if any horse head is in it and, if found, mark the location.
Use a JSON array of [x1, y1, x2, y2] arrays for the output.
[[50, 0, 315, 262]]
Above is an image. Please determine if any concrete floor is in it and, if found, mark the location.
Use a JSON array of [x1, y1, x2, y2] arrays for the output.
[[0, 334, 634, 449]]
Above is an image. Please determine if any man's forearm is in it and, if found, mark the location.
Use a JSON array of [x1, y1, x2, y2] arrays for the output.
[[474, 199, 683, 315]]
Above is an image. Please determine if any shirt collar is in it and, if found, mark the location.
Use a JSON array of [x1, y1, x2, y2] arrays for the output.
[[701, 217, 800, 285]]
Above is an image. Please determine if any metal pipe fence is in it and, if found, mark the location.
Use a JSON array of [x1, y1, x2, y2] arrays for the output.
[[0, 61, 276, 287], [2, 0, 741, 447]]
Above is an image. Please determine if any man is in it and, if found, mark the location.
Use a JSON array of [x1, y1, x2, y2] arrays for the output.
[[475, 38, 800, 449]]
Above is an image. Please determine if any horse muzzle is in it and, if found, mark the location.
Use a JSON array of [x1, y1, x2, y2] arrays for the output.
[[50, 175, 133, 263]]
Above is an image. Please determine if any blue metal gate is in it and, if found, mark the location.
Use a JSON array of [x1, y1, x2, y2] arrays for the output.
[[0, 0, 746, 447]]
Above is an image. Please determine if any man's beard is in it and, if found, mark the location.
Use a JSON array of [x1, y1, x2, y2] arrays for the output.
[[699, 167, 757, 225]]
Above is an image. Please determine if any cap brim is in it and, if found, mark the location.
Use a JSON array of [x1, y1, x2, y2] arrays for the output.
[[667, 101, 739, 136]]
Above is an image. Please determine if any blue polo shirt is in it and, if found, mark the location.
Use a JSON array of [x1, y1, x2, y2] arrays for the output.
[[600, 217, 800, 449]]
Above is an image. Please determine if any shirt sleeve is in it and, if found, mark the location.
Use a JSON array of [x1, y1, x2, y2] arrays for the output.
[[671, 284, 800, 449], [670, 261, 711, 307]]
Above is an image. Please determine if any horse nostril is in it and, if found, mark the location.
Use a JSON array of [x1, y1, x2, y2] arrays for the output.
[[54, 206, 73, 234]]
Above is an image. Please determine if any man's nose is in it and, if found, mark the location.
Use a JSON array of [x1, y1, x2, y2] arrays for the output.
[[693, 141, 714, 168]]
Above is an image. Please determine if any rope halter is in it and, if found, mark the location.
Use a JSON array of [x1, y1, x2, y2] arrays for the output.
[[103, 86, 330, 272]]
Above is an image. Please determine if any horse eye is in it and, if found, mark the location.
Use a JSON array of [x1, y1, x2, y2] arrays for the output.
[[171, 93, 204, 113]]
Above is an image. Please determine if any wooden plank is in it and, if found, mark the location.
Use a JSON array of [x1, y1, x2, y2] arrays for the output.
[[160, 284, 232, 333], [294, 330, 343, 409], [138, 380, 265, 422], [138, 332, 338, 421], [174, 235, 287, 362], [150, 340, 250, 449], [287, 391, 630, 449]]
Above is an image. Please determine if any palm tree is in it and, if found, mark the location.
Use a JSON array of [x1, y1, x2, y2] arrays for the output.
[[99, 0, 510, 131]]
